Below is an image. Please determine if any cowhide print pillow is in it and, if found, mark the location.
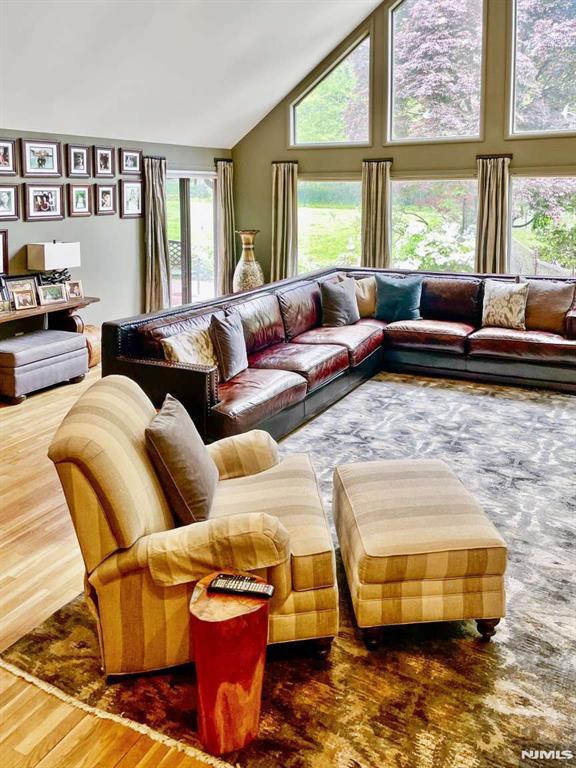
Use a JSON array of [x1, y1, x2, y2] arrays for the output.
[[482, 279, 529, 330], [161, 328, 218, 367]]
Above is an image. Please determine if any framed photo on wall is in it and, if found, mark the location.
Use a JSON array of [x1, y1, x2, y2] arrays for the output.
[[0, 184, 19, 220], [21, 139, 62, 177], [0, 230, 8, 274], [24, 184, 64, 221], [68, 184, 92, 217], [67, 144, 91, 177], [95, 183, 117, 215], [119, 149, 142, 175], [0, 139, 18, 175], [120, 179, 143, 218], [94, 146, 115, 177]]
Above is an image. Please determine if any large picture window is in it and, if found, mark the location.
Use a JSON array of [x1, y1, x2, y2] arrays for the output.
[[511, 0, 576, 135], [389, 0, 484, 141], [167, 174, 217, 306], [297, 180, 362, 273], [391, 179, 478, 272], [291, 36, 370, 146], [510, 177, 576, 277]]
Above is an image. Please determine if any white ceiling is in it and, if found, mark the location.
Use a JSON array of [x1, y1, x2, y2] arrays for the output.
[[0, 0, 381, 149]]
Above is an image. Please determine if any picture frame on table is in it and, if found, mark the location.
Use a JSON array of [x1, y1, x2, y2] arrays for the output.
[[0, 229, 8, 274], [0, 183, 19, 220], [0, 139, 18, 175], [0, 276, 10, 313], [38, 283, 67, 305], [67, 144, 91, 177], [4, 275, 39, 308], [119, 148, 142, 175], [94, 146, 115, 177], [95, 183, 117, 215], [68, 184, 92, 217], [12, 286, 38, 310], [24, 183, 64, 221], [65, 280, 84, 299], [120, 179, 143, 218], [21, 139, 62, 177]]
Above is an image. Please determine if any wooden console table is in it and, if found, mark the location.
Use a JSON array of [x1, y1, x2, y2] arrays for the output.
[[0, 296, 99, 333]]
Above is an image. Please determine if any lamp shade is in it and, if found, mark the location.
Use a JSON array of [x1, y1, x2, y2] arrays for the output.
[[27, 242, 81, 271]]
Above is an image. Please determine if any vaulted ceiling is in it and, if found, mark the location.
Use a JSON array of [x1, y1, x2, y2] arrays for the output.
[[0, 0, 381, 148]]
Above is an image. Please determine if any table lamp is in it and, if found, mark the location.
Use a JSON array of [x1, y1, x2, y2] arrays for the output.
[[27, 241, 81, 284]]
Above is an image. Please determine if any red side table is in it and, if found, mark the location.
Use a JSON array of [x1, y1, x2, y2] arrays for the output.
[[189, 571, 269, 756]]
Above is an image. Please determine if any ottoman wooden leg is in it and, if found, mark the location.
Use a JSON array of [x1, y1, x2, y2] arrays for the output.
[[4, 394, 26, 405], [362, 627, 382, 650], [476, 618, 500, 641], [68, 374, 86, 384], [312, 638, 333, 659]]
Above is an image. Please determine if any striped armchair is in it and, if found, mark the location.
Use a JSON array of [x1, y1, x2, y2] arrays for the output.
[[48, 375, 338, 676]]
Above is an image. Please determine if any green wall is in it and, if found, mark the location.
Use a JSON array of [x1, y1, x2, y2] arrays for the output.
[[1, 128, 230, 330], [231, 0, 576, 281]]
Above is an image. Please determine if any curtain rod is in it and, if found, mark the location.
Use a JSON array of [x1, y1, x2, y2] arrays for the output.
[[476, 153, 513, 159], [144, 155, 166, 160], [214, 157, 233, 165], [363, 157, 394, 163], [271, 160, 298, 164]]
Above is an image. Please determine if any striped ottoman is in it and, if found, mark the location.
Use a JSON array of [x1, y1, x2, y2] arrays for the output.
[[333, 459, 507, 648]]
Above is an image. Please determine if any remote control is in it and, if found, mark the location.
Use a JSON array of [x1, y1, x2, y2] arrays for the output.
[[207, 573, 275, 599]]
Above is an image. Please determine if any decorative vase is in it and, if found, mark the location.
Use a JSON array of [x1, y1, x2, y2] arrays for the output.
[[233, 230, 265, 292]]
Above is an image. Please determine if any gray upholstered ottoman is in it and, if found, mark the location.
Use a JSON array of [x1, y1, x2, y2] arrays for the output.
[[333, 458, 507, 648], [0, 330, 88, 404]]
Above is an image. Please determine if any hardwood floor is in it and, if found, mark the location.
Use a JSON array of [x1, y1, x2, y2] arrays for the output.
[[0, 371, 211, 768]]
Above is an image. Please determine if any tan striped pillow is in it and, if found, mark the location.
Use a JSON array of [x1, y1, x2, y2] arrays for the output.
[[161, 328, 217, 367]]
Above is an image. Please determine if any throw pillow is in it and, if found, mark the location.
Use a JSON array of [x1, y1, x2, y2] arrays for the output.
[[209, 312, 248, 382], [145, 394, 219, 525], [321, 278, 360, 327], [339, 275, 376, 317], [375, 274, 423, 322], [524, 280, 575, 336], [482, 280, 529, 330], [161, 328, 218, 366]]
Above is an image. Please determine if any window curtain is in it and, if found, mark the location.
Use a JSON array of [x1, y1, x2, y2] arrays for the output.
[[361, 160, 392, 269], [271, 162, 298, 282], [144, 156, 170, 312], [216, 159, 236, 295], [475, 156, 510, 274]]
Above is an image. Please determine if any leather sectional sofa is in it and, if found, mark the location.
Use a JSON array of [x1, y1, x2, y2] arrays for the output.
[[102, 268, 576, 440]]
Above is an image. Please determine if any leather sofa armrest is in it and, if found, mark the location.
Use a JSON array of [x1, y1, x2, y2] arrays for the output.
[[206, 430, 280, 480], [102, 355, 219, 438], [565, 309, 576, 339]]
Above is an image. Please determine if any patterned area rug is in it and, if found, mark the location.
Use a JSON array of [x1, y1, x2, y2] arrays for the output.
[[3, 374, 575, 768]]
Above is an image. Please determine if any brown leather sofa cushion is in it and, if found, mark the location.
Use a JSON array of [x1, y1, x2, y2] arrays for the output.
[[421, 276, 483, 325], [232, 293, 285, 354], [137, 309, 224, 359], [209, 312, 249, 382], [468, 327, 576, 365], [211, 368, 307, 437], [277, 282, 322, 339], [145, 394, 219, 525], [292, 324, 383, 366], [385, 320, 475, 354], [524, 280, 575, 335], [249, 342, 349, 392]]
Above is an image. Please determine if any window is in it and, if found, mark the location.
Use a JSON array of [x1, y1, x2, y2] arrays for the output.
[[511, 0, 576, 135], [297, 180, 362, 273], [167, 174, 217, 306], [292, 36, 370, 146], [510, 177, 576, 277], [389, 0, 484, 141], [391, 179, 478, 272]]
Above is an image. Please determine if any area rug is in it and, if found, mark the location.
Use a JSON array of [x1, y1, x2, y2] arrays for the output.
[[2, 374, 575, 768]]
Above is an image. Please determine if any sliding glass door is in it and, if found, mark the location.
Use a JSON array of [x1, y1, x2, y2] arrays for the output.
[[167, 173, 217, 306]]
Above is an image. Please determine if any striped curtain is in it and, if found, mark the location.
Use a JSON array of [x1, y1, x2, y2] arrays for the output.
[[475, 156, 510, 274], [271, 162, 298, 282], [216, 160, 236, 295], [361, 160, 392, 269], [144, 157, 170, 312]]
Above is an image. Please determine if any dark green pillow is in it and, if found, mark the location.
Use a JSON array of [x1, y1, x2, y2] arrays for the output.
[[375, 274, 423, 322]]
